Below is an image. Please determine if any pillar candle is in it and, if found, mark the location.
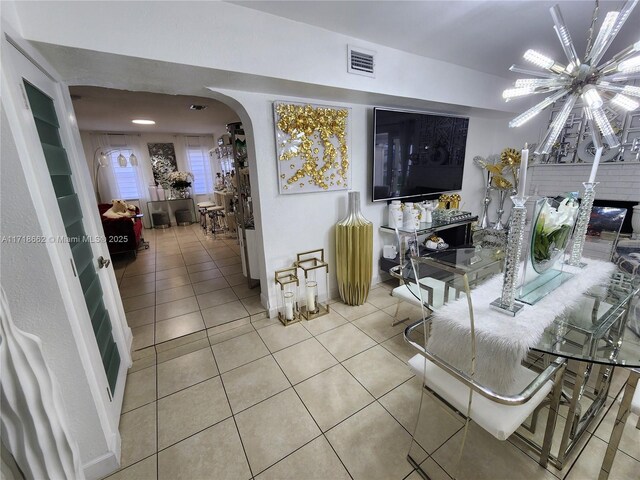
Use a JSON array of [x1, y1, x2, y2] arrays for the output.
[[518, 145, 528, 197], [306, 284, 316, 312], [284, 302, 293, 320], [588, 147, 603, 184]]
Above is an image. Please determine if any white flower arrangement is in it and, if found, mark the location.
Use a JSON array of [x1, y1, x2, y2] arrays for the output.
[[533, 197, 579, 264], [167, 171, 194, 190], [167, 171, 194, 182]]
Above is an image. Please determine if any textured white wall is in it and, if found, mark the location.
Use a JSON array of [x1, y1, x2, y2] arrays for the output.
[[0, 109, 107, 462]]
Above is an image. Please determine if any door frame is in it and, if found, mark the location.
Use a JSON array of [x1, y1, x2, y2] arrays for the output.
[[1, 22, 131, 477]]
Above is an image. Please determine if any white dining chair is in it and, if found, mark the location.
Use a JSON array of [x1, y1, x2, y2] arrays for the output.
[[403, 254, 567, 470], [598, 370, 640, 480]]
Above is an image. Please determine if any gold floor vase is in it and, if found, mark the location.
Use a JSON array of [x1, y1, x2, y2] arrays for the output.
[[336, 191, 373, 305]]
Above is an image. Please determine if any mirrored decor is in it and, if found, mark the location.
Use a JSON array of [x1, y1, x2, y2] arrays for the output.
[[490, 195, 528, 316]]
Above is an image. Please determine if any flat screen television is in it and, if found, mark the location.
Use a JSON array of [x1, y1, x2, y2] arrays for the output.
[[372, 108, 469, 202]]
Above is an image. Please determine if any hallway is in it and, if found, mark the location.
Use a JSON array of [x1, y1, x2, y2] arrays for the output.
[[106, 226, 640, 480]]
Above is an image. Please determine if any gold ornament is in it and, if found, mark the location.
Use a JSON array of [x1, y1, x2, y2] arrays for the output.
[[500, 148, 521, 167]]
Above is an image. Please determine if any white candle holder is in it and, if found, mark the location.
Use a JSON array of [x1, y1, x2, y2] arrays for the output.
[[275, 267, 300, 326], [567, 182, 598, 268], [295, 249, 330, 320]]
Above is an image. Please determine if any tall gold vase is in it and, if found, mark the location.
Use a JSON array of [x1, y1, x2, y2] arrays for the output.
[[336, 191, 373, 305]]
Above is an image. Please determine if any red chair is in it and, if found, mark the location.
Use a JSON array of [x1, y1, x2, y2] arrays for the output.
[[98, 204, 144, 256]]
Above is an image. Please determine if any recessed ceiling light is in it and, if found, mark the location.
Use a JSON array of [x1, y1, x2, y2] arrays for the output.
[[132, 119, 155, 125]]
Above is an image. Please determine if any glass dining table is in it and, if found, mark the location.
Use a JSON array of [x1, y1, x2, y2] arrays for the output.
[[400, 246, 640, 470]]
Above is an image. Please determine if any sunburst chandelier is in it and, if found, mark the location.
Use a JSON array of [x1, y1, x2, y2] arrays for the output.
[[503, 0, 640, 156]]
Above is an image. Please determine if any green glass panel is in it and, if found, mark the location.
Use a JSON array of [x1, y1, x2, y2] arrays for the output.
[[57, 194, 83, 228], [23, 82, 60, 128], [84, 276, 103, 319], [41, 144, 70, 175], [71, 240, 94, 279], [97, 321, 112, 360], [79, 262, 98, 292], [25, 80, 120, 394], [34, 120, 61, 147], [90, 301, 107, 334], [106, 342, 121, 393], [51, 176, 74, 198], [65, 220, 85, 247]]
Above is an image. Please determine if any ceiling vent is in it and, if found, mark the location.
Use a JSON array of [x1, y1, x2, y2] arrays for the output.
[[190, 104, 207, 111], [347, 45, 375, 77]]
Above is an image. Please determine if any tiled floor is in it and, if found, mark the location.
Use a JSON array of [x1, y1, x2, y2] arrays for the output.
[[107, 225, 639, 480]]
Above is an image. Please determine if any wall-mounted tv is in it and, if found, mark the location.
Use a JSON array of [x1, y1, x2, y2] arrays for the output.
[[372, 108, 469, 202]]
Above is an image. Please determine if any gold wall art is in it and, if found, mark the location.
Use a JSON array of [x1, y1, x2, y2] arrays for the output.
[[274, 101, 351, 194]]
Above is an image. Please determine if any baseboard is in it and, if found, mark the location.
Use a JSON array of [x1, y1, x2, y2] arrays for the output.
[[82, 443, 120, 480]]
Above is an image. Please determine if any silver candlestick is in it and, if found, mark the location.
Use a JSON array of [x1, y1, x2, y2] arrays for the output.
[[491, 195, 528, 316], [567, 182, 597, 267]]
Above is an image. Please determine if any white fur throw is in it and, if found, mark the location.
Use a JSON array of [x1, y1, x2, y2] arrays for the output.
[[426, 259, 617, 394]]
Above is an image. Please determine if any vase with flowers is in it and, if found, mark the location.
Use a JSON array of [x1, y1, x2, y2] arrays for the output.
[[532, 196, 579, 271], [167, 171, 194, 199]]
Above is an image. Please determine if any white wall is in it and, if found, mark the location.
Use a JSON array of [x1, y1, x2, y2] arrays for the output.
[[10, 0, 541, 313], [0, 109, 107, 463], [211, 89, 539, 314], [14, 1, 521, 113]]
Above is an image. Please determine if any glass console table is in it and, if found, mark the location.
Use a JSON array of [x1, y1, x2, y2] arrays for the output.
[[400, 249, 640, 470], [379, 215, 477, 241], [379, 216, 477, 279]]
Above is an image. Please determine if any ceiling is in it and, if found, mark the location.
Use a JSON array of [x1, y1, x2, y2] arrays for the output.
[[230, 0, 640, 77], [69, 86, 240, 134]]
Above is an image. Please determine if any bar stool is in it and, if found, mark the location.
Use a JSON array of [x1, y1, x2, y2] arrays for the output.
[[197, 201, 215, 233], [207, 206, 226, 236]]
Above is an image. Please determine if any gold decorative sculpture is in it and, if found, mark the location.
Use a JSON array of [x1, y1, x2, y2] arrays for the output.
[[336, 191, 373, 305], [274, 101, 351, 193]]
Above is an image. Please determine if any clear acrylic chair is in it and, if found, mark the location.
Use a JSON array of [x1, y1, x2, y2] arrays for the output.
[[403, 252, 567, 475], [388, 225, 441, 326]]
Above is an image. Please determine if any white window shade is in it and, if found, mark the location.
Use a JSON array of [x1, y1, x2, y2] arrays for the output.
[[186, 136, 213, 194], [108, 148, 140, 199]]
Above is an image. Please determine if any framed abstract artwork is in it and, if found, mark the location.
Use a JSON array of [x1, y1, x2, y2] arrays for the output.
[[148, 143, 177, 187], [273, 101, 351, 194]]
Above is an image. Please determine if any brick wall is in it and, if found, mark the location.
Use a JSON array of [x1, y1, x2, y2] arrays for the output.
[[527, 163, 640, 202]]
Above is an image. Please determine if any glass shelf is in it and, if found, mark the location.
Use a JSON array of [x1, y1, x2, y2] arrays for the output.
[[379, 215, 477, 236]]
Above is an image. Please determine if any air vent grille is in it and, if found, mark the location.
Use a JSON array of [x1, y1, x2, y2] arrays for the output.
[[348, 45, 375, 77]]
